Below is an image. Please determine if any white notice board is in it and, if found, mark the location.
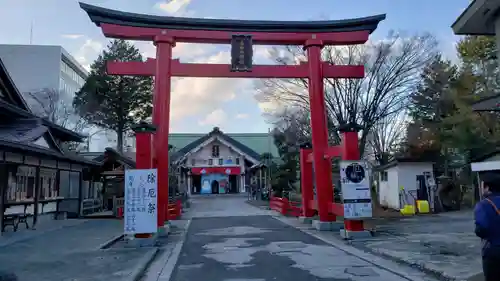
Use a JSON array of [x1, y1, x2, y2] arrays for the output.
[[340, 161, 373, 219], [124, 169, 158, 234]]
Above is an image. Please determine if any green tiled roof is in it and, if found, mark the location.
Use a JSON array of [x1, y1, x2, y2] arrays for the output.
[[169, 133, 279, 158]]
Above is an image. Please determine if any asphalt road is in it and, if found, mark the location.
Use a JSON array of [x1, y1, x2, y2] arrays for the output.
[[169, 215, 418, 281]]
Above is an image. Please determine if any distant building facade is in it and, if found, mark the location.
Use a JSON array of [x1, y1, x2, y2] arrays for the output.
[[170, 127, 279, 195], [0, 44, 87, 99]]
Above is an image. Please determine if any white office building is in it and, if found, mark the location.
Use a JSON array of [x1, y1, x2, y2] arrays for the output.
[[0, 44, 88, 101]]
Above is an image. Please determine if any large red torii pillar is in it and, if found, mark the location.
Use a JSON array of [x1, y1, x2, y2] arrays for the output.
[[80, 2, 385, 230]]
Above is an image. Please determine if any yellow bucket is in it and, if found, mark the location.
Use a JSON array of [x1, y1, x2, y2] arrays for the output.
[[416, 200, 430, 214], [400, 205, 415, 216]]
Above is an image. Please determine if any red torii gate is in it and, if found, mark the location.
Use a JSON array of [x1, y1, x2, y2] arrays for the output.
[[80, 2, 385, 232]]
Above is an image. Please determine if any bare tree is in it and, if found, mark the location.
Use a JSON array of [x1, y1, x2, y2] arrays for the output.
[[366, 111, 408, 164], [256, 31, 438, 156], [24, 88, 90, 151]]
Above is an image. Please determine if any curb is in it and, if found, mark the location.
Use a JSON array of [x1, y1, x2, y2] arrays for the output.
[[98, 234, 125, 250], [128, 248, 159, 281], [272, 216, 440, 281], [153, 219, 192, 281], [366, 247, 477, 281]]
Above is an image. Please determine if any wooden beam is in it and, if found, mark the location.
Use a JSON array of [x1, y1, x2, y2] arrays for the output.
[[107, 59, 365, 79], [101, 24, 370, 46]]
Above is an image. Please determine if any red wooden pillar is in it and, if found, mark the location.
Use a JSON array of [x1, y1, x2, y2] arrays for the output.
[[132, 122, 156, 169], [340, 127, 364, 231], [153, 35, 175, 227], [299, 143, 314, 217], [304, 39, 335, 222]]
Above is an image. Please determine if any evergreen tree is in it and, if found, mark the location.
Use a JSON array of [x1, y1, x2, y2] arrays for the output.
[[271, 129, 299, 196], [73, 39, 153, 152], [405, 55, 457, 158], [456, 35, 498, 97]]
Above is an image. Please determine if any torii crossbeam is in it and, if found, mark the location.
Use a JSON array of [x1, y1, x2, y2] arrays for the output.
[[80, 2, 385, 234]]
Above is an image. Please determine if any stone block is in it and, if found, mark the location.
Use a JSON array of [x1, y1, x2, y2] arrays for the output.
[[298, 216, 313, 224], [157, 223, 171, 238], [329, 222, 345, 231], [124, 233, 159, 248], [312, 220, 332, 231], [339, 229, 372, 240]]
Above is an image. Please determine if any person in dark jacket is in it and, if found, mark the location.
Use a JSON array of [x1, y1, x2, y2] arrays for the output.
[[475, 171, 500, 281]]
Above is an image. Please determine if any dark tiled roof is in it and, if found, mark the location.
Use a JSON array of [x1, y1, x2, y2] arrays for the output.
[[81, 148, 136, 168], [0, 138, 99, 165], [0, 118, 47, 142], [80, 2, 385, 34], [172, 127, 261, 162]]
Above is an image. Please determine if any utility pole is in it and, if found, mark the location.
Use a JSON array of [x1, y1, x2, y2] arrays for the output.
[[29, 20, 33, 44]]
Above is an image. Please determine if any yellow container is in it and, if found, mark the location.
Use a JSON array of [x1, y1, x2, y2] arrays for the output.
[[400, 204, 415, 216], [416, 200, 430, 214]]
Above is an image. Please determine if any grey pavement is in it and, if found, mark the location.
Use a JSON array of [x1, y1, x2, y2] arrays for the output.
[[185, 193, 274, 218], [348, 211, 482, 281], [0, 219, 154, 281], [148, 195, 438, 281], [0, 218, 86, 247]]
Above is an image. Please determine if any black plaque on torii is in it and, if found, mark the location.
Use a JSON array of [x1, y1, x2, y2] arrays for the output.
[[230, 35, 253, 72]]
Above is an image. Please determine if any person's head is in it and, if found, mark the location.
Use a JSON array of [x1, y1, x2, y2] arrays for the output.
[[480, 171, 500, 196]]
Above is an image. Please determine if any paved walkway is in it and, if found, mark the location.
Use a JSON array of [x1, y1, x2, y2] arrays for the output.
[[185, 194, 273, 218], [349, 211, 482, 280], [154, 195, 436, 281], [0, 219, 152, 281]]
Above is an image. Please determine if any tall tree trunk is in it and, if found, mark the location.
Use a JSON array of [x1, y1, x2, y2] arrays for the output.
[[116, 126, 124, 153]]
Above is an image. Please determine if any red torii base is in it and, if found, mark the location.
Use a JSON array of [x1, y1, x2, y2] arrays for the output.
[[299, 125, 370, 237], [79, 3, 384, 234]]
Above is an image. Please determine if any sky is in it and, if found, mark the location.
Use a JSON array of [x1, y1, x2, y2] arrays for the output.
[[0, 0, 470, 141]]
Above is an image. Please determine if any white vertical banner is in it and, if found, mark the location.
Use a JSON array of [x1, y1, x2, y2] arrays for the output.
[[340, 161, 373, 219], [124, 169, 158, 234]]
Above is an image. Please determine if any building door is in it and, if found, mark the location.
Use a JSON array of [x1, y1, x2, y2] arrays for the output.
[[416, 175, 429, 201], [211, 180, 219, 194], [229, 175, 238, 193]]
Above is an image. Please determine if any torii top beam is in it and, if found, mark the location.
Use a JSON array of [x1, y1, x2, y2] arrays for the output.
[[79, 2, 386, 45]]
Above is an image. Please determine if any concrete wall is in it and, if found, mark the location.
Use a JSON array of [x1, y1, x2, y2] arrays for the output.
[[0, 45, 62, 94], [379, 166, 399, 209], [0, 44, 87, 104]]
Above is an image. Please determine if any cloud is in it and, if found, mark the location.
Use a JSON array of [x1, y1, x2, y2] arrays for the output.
[[74, 39, 104, 71], [236, 113, 249, 119], [155, 0, 194, 17], [62, 34, 83, 39], [72, 36, 273, 128], [198, 109, 227, 126]]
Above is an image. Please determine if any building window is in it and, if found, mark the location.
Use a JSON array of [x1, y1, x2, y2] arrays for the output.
[[380, 171, 388, 182], [59, 170, 80, 199], [6, 165, 36, 202], [212, 145, 220, 157], [218, 158, 223, 165], [39, 168, 57, 200], [236, 158, 240, 165], [191, 158, 196, 166], [208, 159, 213, 166]]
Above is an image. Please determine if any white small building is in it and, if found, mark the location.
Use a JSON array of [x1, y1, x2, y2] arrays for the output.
[[376, 159, 435, 210]]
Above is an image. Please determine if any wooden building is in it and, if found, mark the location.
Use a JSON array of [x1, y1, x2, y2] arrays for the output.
[[80, 148, 135, 215], [0, 58, 101, 232]]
